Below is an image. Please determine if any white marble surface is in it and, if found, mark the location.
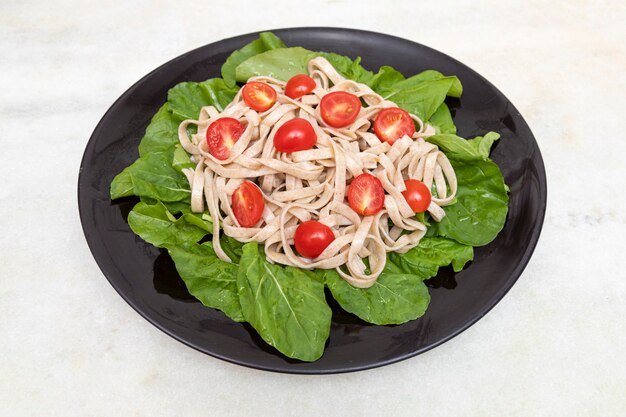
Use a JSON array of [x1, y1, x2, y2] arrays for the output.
[[1, 0, 625, 415]]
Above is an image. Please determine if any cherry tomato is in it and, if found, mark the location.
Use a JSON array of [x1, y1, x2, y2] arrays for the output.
[[294, 220, 335, 258], [273, 118, 317, 153], [206, 117, 245, 160], [347, 173, 385, 216], [402, 179, 431, 213], [242, 81, 277, 112], [285, 74, 316, 99], [232, 181, 265, 227], [319, 91, 362, 128], [373, 107, 416, 144]]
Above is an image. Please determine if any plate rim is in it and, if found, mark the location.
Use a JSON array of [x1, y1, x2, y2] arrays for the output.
[[78, 26, 547, 374]]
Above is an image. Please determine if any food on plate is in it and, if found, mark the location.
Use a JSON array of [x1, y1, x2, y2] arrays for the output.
[[110, 32, 509, 361]]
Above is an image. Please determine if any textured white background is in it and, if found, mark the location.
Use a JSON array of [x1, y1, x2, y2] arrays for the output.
[[1, 0, 625, 415]]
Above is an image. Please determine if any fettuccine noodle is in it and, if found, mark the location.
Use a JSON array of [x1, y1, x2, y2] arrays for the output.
[[178, 57, 457, 288]]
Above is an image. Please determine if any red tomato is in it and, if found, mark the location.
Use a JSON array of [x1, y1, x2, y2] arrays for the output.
[[373, 107, 416, 144], [402, 179, 431, 213], [232, 181, 265, 227], [285, 74, 316, 99], [347, 173, 385, 216], [206, 117, 245, 160], [242, 81, 277, 112], [273, 118, 317, 153], [294, 220, 335, 258], [319, 91, 362, 128]]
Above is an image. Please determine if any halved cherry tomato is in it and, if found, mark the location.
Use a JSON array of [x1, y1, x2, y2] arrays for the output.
[[232, 181, 265, 227], [402, 179, 431, 213], [206, 117, 245, 160], [273, 118, 317, 153], [319, 91, 362, 128], [373, 107, 416, 144], [242, 81, 277, 112], [294, 220, 335, 258], [285, 74, 316, 99], [347, 173, 385, 216]]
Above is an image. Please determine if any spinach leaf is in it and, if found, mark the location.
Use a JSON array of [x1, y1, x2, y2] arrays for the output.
[[426, 132, 500, 161], [325, 237, 471, 325], [235, 47, 317, 82], [320, 53, 374, 84], [432, 159, 509, 246], [429, 103, 456, 134], [137, 104, 180, 156], [110, 168, 134, 199], [221, 32, 286, 87], [380, 76, 459, 121], [237, 243, 331, 361], [388, 237, 473, 274], [111, 151, 190, 202], [169, 242, 244, 322], [126, 201, 242, 321], [127, 201, 209, 248], [467, 131, 501, 159], [168, 78, 239, 120], [172, 144, 195, 172], [325, 269, 430, 325]]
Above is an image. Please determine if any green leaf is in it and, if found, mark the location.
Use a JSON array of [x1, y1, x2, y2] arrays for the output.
[[427, 132, 500, 161], [117, 151, 190, 202], [220, 235, 244, 263], [325, 269, 430, 325], [237, 243, 331, 361], [368, 65, 406, 96], [172, 144, 195, 172], [221, 32, 287, 87], [432, 159, 509, 246], [429, 103, 456, 134], [381, 76, 459, 121], [467, 131, 501, 159], [325, 237, 471, 325], [137, 104, 180, 156], [169, 242, 244, 322], [320, 53, 374, 84], [126, 201, 241, 321], [168, 78, 239, 121], [235, 47, 318, 82], [110, 168, 134, 199], [127, 201, 209, 248], [388, 237, 474, 274]]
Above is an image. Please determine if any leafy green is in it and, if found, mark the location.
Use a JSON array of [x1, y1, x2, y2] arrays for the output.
[[172, 144, 195, 172], [426, 132, 500, 161], [169, 242, 244, 322], [429, 103, 456, 134], [168, 78, 239, 120], [127, 201, 208, 249], [467, 132, 501, 159], [325, 269, 430, 325], [325, 237, 472, 325], [125, 200, 242, 321], [137, 104, 180, 156], [431, 159, 509, 246], [111, 151, 190, 202], [320, 53, 374, 84], [378, 76, 460, 121], [110, 168, 134, 199], [235, 47, 317, 82], [388, 237, 473, 275], [221, 32, 286, 87], [237, 243, 331, 361]]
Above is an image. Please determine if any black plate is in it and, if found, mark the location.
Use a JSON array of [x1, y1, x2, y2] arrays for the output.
[[78, 28, 546, 374]]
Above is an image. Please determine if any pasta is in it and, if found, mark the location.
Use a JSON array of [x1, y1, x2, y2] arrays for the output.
[[178, 57, 457, 288]]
